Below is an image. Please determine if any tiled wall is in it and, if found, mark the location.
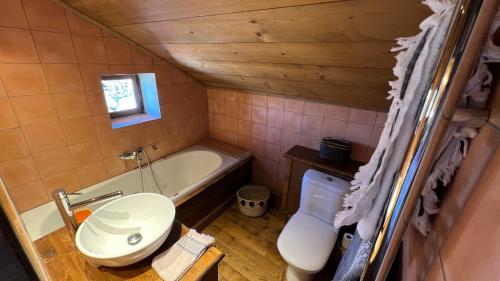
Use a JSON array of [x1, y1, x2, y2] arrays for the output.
[[207, 88, 386, 194], [0, 0, 208, 212]]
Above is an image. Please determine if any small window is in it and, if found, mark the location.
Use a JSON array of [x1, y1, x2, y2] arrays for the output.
[[101, 73, 161, 129], [101, 75, 144, 118]]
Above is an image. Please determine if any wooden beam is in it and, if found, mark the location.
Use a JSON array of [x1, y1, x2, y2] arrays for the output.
[[113, 1, 428, 44], [146, 42, 396, 68]]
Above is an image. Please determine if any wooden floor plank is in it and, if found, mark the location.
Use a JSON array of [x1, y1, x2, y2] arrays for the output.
[[205, 204, 288, 281]]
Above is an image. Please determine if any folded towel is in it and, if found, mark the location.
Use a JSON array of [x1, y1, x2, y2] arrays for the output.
[[152, 229, 215, 281]]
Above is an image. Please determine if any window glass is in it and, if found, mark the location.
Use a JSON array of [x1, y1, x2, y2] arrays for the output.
[[102, 78, 139, 113]]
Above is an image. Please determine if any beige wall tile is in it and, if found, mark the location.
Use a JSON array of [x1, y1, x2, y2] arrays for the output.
[[301, 115, 322, 136], [53, 93, 90, 120], [98, 134, 125, 158], [285, 99, 304, 113], [252, 105, 267, 125], [325, 104, 349, 120], [86, 92, 108, 116], [0, 64, 48, 96], [42, 169, 80, 194], [8, 180, 49, 212], [251, 94, 267, 107], [66, 11, 101, 36], [11, 94, 57, 126], [0, 28, 38, 63], [267, 96, 284, 110], [69, 140, 101, 167], [43, 64, 84, 93], [267, 108, 284, 129], [103, 156, 127, 178], [104, 37, 132, 64], [130, 48, 153, 64], [304, 101, 325, 117], [237, 104, 251, 121], [154, 64, 173, 84], [76, 161, 107, 188], [0, 97, 18, 130], [251, 123, 266, 141], [0, 156, 39, 188], [348, 108, 377, 125], [22, 122, 67, 153], [23, 0, 69, 33], [322, 118, 346, 139], [0, 0, 29, 28], [61, 117, 96, 145], [73, 35, 106, 64], [0, 128, 29, 161], [33, 147, 74, 177], [79, 64, 108, 91], [32, 31, 77, 63], [284, 111, 302, 132]]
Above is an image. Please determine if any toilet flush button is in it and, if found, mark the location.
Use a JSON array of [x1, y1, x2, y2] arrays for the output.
[[326, 176, 333, 181]]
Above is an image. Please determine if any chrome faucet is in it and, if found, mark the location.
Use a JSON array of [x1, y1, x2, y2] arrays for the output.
[[120, 147, 144, 161], [51, 188, 123, 237]]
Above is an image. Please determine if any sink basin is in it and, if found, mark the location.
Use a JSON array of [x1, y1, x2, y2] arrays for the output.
[[75, 193, 175, 267]]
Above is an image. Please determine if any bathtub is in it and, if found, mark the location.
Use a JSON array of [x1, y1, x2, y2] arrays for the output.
[[21, 144, 247, 241]]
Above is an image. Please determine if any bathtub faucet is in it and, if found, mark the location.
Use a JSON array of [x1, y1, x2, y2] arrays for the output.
[[120, 147, 144, 161], [51, 188, 123, 237]]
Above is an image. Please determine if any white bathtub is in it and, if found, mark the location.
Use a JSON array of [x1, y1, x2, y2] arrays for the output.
[[21, 145, 245, 241]]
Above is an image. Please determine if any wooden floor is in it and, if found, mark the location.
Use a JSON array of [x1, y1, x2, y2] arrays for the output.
[[204, 204, 288, 281]]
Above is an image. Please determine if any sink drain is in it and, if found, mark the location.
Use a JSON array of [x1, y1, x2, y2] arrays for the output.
[[127, 233, 142, 245]]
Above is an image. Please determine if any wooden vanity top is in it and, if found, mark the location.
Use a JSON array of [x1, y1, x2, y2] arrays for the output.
[[284, 145, 362, 179], [199, 138, 252, 159], [34, 222, 224, 281]]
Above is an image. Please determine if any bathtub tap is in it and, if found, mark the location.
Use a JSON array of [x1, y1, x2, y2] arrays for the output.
[[51, 188, 123, 237]]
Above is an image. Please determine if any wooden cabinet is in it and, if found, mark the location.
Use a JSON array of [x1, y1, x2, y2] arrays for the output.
[[282, 145, 362, 214]]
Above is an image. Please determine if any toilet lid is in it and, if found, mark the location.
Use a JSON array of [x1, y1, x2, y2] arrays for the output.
[[277, 212, 338, 273]]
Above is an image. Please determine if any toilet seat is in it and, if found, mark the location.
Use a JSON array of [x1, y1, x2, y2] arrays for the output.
[[277, 211, 338, 273]]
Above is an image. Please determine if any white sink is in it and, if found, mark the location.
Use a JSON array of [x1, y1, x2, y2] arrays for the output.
[[75, 193, 175, 267]]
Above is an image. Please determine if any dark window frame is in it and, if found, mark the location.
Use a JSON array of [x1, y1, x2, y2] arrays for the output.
[[101, 74, 145, 119]]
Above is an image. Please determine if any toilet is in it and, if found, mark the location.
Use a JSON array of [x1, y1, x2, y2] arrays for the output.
[[277, 169, 350, 281]]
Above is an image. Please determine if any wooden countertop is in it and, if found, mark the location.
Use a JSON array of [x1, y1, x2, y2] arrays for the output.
[[34, 222, 224, 281], [284, 145, 362, 179], [199, 138, 252, 159]]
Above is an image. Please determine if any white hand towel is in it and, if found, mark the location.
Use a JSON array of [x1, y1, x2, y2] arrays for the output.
[[152, 229, 215, 281]]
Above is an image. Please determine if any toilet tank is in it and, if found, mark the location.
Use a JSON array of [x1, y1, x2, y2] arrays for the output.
[[299, 169, 350, 225]]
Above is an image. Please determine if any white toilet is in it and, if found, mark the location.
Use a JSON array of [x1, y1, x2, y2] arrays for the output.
[[277, 169, 350, 281]]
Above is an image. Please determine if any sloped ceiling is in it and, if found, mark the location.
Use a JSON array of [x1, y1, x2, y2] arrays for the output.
[[59, 0, 430, 111]]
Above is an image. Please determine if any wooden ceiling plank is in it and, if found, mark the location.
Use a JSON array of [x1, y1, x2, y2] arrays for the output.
[[62, 0, 343, 26], [172, 59, 393, 90], [145, 42, 396, 69], [194, 72, 390, 111], [113, 1, 428, 44]]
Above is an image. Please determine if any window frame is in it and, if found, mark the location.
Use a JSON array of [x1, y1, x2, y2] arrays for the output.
[[101, 74, 145, 119]]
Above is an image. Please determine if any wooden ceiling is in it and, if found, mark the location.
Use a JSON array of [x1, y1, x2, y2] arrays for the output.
[[60, 0, 430, 111]]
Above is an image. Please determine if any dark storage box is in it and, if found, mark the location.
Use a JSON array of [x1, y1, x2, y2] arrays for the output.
[[319, 138, 352, 163]]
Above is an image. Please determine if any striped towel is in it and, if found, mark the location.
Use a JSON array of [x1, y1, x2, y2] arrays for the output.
[[152, 229, 215, 281]]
